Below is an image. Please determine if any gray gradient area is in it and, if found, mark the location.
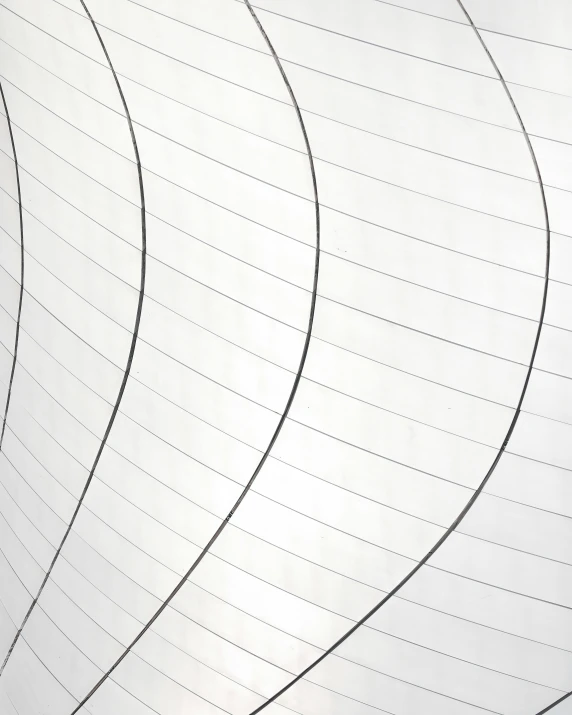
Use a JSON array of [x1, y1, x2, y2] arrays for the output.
[[0, 1, 570, 714]]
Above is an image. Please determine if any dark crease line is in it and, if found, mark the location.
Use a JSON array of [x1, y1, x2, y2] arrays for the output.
[[0, 83, 559, 312], [4, 401, 572, 715], [133, 0, 494, 79], [0, 0, 147, 678], [0, 194, 568, 438], [9, 0, 572, 155], [0, 37, 567, 482], [4, 395, 571, 701], [1, 445, 566, 708], [0, 82, 24, 453], [1, 134, 563, 380], [0, 476, 245, 715], [1, 51, 568, 279], [0, 211, 547, 471], [0, 249, 503, 461], [0, 448, 552, 715], [1, 202, 571, 491], [67, 2, 320, 712], [247, 1, 552, 712], [0, 491, 233, 715], [59, 0, 572, 112], [43, 0, 517, 132], [536, 691, 572, 714], [0, 447, 560, 715], [8, 32, 572, 201], [4, 297, 569, 609], [3, 101, 565, 329], [5, 296, 572, 583], [372, 0, 467, 24], [0, 56, 553, 243], [373, 0, 572, 53], [0, 28, 560, 715]]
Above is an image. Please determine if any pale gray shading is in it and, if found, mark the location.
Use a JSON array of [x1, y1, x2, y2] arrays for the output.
[[0, 1, 570, 714]]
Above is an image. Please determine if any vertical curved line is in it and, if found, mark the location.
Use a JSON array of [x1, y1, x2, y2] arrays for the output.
[[247, 1, 551, 713], [66, 1, 321, 712], [0, 0, 147, 677], [0, 81, 24, 452]]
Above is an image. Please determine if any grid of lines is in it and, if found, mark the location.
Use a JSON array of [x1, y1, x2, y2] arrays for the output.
[[0, 1, 571, 714]]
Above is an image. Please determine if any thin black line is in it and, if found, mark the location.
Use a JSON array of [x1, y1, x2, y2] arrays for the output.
[[0, 76, 568, 488], [6, 32, 570, 202], [5, 391, 571, 702], [1, 183, 570, 489], [1, 193, 570, 492], [0, 81, 24, 454], [536, 691, 572, 714], [67, 2, 320, 712], [373, 0, 572, 53], [0, 204, 549, 473], [42, 0, 516, 132], [1, 134, 563, 381], [0, 77, 558, 295], [8, 9, 545, 240], [0, 85, 562, 322], [133, 0, 494, 79], [119, 0, 572, 109], [7, 0, 572, 157], [0, 51, 554, 244], [1, 191, 568, 440], [0, 0, 147, 678], [372, 0, 467, 24], [57, 0, 572, 117], [0, 442, 558, 715], [0, 476, 232, 715], [3, 288, 571, 585], [0, 22, 560, 715], [4, 296, 570, 629], [4, 392, 571, 702], [0, 442, 562, 715], [248, 1, 552, 711], [2, 25, 571, 268], [0, 478, 244, 715], [5, 99, 569, 332]]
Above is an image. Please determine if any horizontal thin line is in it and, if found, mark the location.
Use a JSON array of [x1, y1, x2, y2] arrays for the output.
[[6, 111, 568, 336], [373, 0, 572, 53], [4, 259, 569, 510], [1, 301, 569, 615], [0, 436, 562, 711], [6, 402, 571, 683], [134, 0, 495, 79], [121, 0, 572, 108], [5, 0, 572, 160], [0, 0, 511, 134], [2, 176, 570, 465], [2, 32, 560, 200], [0, 63, 561, 250], [5, 201, 569, 446], [0, 457, 476, 715], [0, 493, 232, 715], [1, 141, 563, 382]]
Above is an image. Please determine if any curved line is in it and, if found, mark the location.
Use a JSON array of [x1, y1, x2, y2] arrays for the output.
[[248, 2, 551, 713], [0, 0, 147, 677], [67, 1, 320, 712], [10, 0, 572, 156], [1, 424, 568, 708], [132, 0, 494, 80], [0, 81, 24, 453], [537, 692, 572, 714], [373, 0, 572, 53]]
